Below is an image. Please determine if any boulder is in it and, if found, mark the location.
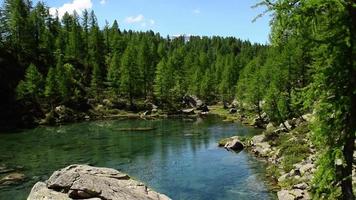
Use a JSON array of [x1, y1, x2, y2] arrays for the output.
[[224, 139, 244, 151], [28, 164, 171, 200], [266, 122, 275, 132], [223, 101, 229, 109], [182, 108, 195, 115], [28, 182, 71, 200], [277, 190, 294, 200], [143, 110, 151, 116], [252, 117, 267, 129], [229, 108, 237, 114], [0, 172, 25, 185], [230, 99, 239, 108], [299, 163, 314, 175], [251, 135, 265, 144], [279, 120, 292, 130], [183, 95, 203, 108], [293, 182, 308, 190], [197, 104, 209, 112]]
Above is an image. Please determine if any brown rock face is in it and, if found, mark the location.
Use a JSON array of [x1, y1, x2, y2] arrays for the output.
[[27, 164, 171, 200]]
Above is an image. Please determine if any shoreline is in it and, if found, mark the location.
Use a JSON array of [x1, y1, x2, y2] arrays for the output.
[[211, 104, 317, 200]]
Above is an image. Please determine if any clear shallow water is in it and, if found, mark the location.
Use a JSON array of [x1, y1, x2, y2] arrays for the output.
[[0, 116, 276, 200]]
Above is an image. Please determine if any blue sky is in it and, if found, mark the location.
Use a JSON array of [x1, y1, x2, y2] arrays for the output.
[[3, 0, 272, 43]]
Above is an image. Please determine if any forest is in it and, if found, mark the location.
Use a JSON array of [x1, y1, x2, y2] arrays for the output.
[[0, 0, 354, 199]]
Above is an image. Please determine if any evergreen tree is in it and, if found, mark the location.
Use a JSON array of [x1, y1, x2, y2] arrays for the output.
[[120, 43, 141, 106], [44, 67, 57, 99], [16, 63, 43, 101], [107, 51, 121, 95]]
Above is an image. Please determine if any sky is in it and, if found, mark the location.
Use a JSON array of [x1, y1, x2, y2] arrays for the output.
[[2, 0, 272, 44]]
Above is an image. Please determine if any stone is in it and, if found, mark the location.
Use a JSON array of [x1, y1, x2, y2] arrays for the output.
[[197, 104, 209, 112], [266, 122, 276, 132], [229, 108, 237, 114], [28, 164, 170, 200], [223, 101, 229, 109], [251, 117, 263, 128], [27, 182, 70, 200], [302, 113, 313, 122], [277, 190, 294, 200], [251, 135, 265, 144], [182, 108, 195, 115], [280, 120, 292, 130], [0, 172, 25, 185], [183, 95, 203, 108], [143, 110, 151, 116], [293, 182, 308, 190], [230, 99, 239, 108], [224, 139, 244, 151], [291, 189, 304, 199], [299, 163, 314, 175], [278, 173, 288, 182]]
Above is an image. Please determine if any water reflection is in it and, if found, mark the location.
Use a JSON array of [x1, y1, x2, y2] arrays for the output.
[[0, 116, 275, 200]]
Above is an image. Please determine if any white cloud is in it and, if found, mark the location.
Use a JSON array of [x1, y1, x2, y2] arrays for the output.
[[124, 14, 155, 28], [49, 0, 93, 18], [100, 0, 106, 5], [125, 14, 145, 24], [193, 8, 201, 14]]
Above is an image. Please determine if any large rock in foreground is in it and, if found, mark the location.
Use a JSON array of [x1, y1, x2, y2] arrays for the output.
[[27, 164, 171, 200]]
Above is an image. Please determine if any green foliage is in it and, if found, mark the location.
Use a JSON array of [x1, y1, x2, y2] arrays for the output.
[[107, 51, 121, 95], [58, 63, 75, 101], [16, 63, 43, 100], [44, 67, 57, 99], [120, 42, 142, 104], [260, 0, 356, 199]]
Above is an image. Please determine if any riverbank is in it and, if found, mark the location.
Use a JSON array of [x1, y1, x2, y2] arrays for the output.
[[212, 103, 356, 200], [210, 104, 317, 199]]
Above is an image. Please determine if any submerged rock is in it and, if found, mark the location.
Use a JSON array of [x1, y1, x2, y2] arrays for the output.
[[0, 172, 25, 185], [27, 164, 171, 200]]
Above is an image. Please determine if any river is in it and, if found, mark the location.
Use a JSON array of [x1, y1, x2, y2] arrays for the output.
[[0, 116, 276, 200]]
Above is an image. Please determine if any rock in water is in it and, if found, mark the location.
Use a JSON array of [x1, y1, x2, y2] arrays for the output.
[[0, 172, 25, 185], [27, 164, 171, 200], [224, 139, 244, 151]]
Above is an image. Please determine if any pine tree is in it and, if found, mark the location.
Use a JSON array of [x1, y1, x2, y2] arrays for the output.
[[107, 51, 121, 95], [120, 43, 141, 106], [260, 1, 355, 198], [44, 67, 57, 99], [16, 63, 43, 101], [3, 0, 33, 61]]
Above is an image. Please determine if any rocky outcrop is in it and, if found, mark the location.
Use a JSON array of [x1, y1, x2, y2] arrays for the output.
[[182, 95, 209, 112], [27, 164, 171, 200]]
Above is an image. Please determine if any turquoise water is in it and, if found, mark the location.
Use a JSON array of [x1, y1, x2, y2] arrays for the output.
[[0, 116, 275, 200]]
